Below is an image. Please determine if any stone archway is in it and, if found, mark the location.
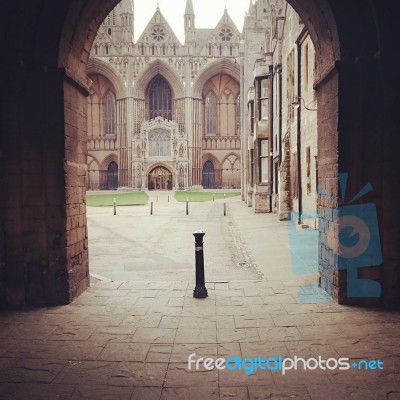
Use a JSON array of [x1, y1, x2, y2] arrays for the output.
[[0, 0, 399, 308], [148, 166, 172, 191]]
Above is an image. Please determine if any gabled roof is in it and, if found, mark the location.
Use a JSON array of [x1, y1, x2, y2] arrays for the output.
[[204, 8, 241, 43], [136, 6, 181, 45]]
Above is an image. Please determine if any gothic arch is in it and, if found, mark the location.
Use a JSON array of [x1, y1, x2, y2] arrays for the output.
[[87, 155, 100, 170], [202, 153, 222, 170], [133, 60, 185, 99], [3, 0, 400, 308], [146, 162, 172, 176], [100, 153, 118, 171], [193, 59, 240, 99], [87, 58, 125, 99], [59, 1, 122, 75], [221, 152, 241, 166], [286, 0, 340, 80]]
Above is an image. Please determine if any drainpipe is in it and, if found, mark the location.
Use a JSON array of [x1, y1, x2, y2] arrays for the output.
[[269, 63, 274, 213], [278, 64, 282, 165], [296, 33, 304, 225]]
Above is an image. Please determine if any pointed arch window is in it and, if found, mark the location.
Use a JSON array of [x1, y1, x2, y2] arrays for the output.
[[104, 91, 116, 136], [205, 93, 217, 135], [148, 76, 173, 120], [236, 94, 240, 135]]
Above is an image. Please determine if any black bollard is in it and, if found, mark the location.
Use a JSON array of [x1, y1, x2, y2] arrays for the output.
[[113, 198, 116, 216], [150, 201, 153, 215], [193, 230, 208, 298], [224, 202, 226, 216], [186, 200, 189, 215]]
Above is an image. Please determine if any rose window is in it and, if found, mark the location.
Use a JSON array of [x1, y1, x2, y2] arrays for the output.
[[219, 27, 233, 41], [151, 26, 166, 42]]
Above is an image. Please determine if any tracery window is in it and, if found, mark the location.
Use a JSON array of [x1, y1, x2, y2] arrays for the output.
[[236, 95, 240, 135], [205, 93, 217, 135], [151, 26, 166, 42], [148, 129, 171, 157], [148, 76, 173, 120], [219, 27, 233, 42], [104, 91, 116, 135]]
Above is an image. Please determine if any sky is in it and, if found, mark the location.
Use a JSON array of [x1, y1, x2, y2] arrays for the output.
[[134, 0, 249, 44]]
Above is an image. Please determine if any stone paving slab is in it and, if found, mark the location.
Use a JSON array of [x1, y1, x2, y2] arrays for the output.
[[0, 279, 399, 398], [1, 197, 400, 398]]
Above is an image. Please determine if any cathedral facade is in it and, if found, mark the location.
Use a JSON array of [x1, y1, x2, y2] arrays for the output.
[[87, 0, 242, 191]]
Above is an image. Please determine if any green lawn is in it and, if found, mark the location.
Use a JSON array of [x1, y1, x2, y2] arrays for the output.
[[86, 191, 148, 206], [174, 191, 240, 202]]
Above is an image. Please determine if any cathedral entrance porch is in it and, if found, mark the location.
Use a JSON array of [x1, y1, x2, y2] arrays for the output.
[[148, 166, 173, 190]]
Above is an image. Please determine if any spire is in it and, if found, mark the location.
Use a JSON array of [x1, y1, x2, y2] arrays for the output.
[[247, 0, 255, 14], [185, 0, 194, 15], [119, 0, 134, 16]]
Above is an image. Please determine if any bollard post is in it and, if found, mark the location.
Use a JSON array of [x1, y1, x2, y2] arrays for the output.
[[193, 230, 208, 298], [224, 202, 226, 216], [168, 195, 169, 202], [150, 201, 153, 215], [113, 198, 116, 216], [186, 200, 189, 215], [212, 193, 215, 202]]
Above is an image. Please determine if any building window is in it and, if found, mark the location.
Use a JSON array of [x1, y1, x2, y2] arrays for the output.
[[306, 146, 311, 194], [260, 139, 269, 182], [236, 95, 240, 135], [219, 27, 233, 42], [151, 26, 166, 42], [104, 91, 116, 136], [148, 129, 171, 157], [259, 78, 269, 120], [249, 101, 254, 135], [304, 43, 309, 87], [148, 76, 173, 120], [286, 50, 295, 123], [205, 93, 217, 135]]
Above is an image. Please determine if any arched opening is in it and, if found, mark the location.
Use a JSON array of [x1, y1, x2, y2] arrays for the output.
[[107, 161, 118, 190], [147, 75, 173, 121], [202, 161, 215, 189], [148, 166, 172, 191], [1, 0, 398, 309]]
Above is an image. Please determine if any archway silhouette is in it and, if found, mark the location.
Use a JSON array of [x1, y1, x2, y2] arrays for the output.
[[0, 0, 399, 308]]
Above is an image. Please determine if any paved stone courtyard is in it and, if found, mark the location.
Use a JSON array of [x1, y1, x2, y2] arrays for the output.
[[0, 192, 399, 399]]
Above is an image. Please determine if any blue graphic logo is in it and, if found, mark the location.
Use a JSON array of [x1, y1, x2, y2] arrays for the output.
[[324, 173, 382, 297], [287, 173, 382, 301]]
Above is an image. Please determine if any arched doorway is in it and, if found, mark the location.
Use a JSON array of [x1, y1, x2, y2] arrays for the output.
[[148, 166, 172, 190], [203, 161, 215, 189], [3, 0, 399, 309], [107, 161, 118, 190]]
